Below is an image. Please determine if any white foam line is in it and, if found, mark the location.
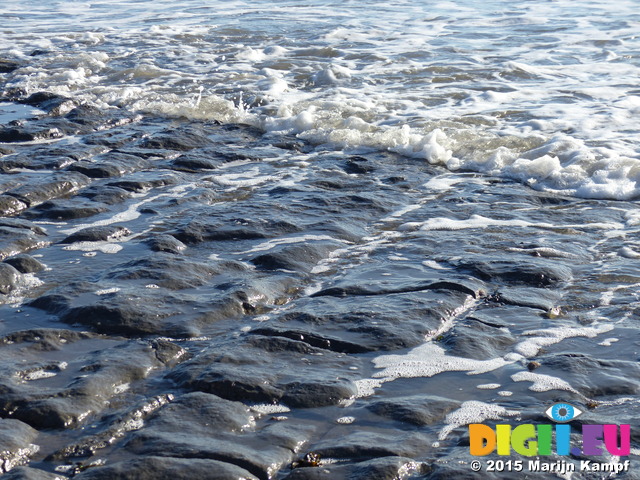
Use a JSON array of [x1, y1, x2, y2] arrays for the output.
[[599, 282, 640, 306], [380, 204, 422, 222], [514, 323, 615, 358], [400, 214, 624, 232], [235, 234, 348, 255], [59, 183, 197, 235]]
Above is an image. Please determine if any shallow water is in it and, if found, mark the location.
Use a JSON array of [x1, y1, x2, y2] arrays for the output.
[[0, 2, 639, 479], [3, 0, 640, 198]]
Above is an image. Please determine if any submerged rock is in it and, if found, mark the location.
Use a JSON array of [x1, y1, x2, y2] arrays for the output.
[[0, 263, 22, 294], [0, 419, 39, 474], [169, 335, 358, 408], [124, 392, 312, 480], [0, 335, 186, 429], [74, 456, 260, 480], [3, 254, 45, 274], [61, 225, 132, 244]]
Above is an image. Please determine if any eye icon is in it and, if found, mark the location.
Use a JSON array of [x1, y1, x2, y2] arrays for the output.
[[545, 403, 583, 423]]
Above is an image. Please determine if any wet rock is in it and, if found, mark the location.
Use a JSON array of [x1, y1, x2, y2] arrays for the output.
[[22, 198, 108, 220], [5, 172, 90, 207], [311, 430, 431, 460], [457, 259, 572, 287], [68, 152, 149, 178], [139, 130, 213, 151], [170, 153, 225, 172], [0, 466, 63, 479], [73, 456, 260, 480], [50, 394, 174, 460], [0, 154, 76, 172], [57, 294, 180, 336], [249, 327, 371, 354], [0, 195, 27, 216], [310, 279, 482, 299], [173, 217, 301, 244], [367, 395, 461, 426], [0, 220, 49, 260], [0, 338, 186, 429], [495, 287, 561, 311], [265, 289, 469, 353], [78, 185, 131, 205], [250, 241, 341, 273], [538, 353, 640, 397], [281, 381, 358, 408], [0, 419, 39, 474], [125, 392, 310, 480], [0, 126, 65, 143], [20, 92, 76, 116], [61, 225, 131, 244], [425, 462, 500, 480], [106, 174, 177, 193], [283, 457, 426, 480], [3, 255, 45, 274], [0, 263, 22, 294], [103, 254, 239, 290], [0, 328, 96, 349], [169, 335, 358, 407], [0, 59, 20, 73], [441, 319, 516, 360], [344, 156, 375, 174], [145, 234, 186, 254]]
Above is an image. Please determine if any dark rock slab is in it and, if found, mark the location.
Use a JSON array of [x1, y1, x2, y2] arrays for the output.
[[49, 393, 174, 460], [103, 254, 241, 290], [0, 337, 187, 429], [67, 152, 149, 179], [537, 353, 640, 397], [0, 263, 23, 294], [74, 456, 260, 480], [260, 289, 475, 353], [0, 60, 20, 73], [0, 419, 39, 474], [441, 319, 517, 360], [145, 234, 186, 254], [0, 466, 63, 480], [495, 287, 561, 311], [367, 395, 461, 426], [172, 217, 301, 244], [0, 196, 27, 216], [78, 185, 132, 205], [251, 241, 341, 273], [20, 92, 76, 115], [3, 255, 45, 274], [61, 225, 131, 244], [0, 221, 49, 261], [283, 457, 427, 480], [169, 335, 358, 407], [105, 174, 177, 193], [5, 172, 90, 207], [125, 392, 312, 480], [343, 156, 376, 175], [170, 153, 225, 172], [311, 430, 431, 460], [456, 258, 572, 287], [22, 198, 108, 220], [311, 279, 483, 299], [0, 126, 65, 143], [139, 130, 213, 151]]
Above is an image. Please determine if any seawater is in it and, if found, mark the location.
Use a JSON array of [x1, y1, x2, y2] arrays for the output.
[[2, 0, 639, 198]]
